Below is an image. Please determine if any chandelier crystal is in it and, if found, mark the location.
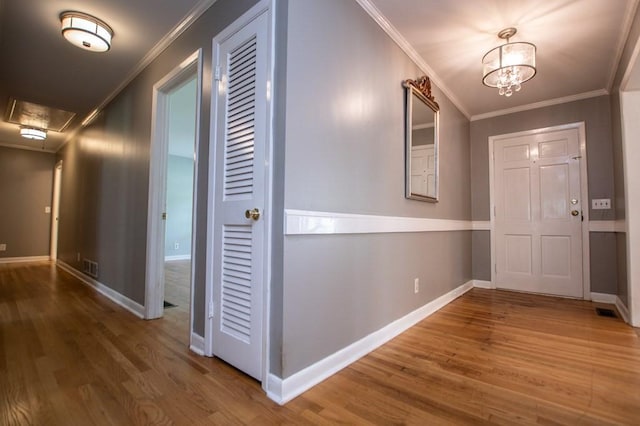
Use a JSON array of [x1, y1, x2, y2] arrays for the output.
[[482, 28, 536, 97]]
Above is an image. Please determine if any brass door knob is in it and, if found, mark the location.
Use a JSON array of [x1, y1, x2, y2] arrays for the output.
[[245, 208, 260, 221], [571, 210, 580, 216]]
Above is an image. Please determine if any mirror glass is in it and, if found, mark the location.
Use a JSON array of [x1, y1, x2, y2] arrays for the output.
[[404, 79, 439, 202]]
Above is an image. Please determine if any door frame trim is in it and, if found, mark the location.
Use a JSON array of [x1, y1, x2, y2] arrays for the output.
[[144, 49, 203, 332], [488, 122, 591, 299], [205, 0, 274, 386]]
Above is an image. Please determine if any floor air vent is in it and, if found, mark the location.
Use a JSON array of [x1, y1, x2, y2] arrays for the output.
[[595, 307, 617, 318]]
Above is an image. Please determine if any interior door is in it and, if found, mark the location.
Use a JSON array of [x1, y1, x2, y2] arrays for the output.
[[494, 128, 583, 297], [210, 11, 268, 380], [411, 145, 435, 196]]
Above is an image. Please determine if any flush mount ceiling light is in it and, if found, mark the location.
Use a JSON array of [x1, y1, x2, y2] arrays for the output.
[[482, 27, 536, 97], [20, 127, 47, 140], [60, 12, 113, 52]]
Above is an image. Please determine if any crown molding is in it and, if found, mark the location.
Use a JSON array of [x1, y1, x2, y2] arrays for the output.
[[608, 0, 640, 91], [470, 89, 609, 122], [355, 0, 471, 119]]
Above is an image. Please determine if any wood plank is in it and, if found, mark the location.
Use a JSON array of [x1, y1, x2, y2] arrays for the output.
[[1, 261, 640, 424]]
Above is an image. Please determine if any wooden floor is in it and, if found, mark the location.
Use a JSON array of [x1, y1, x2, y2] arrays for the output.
[[1, 261, 640, 425]]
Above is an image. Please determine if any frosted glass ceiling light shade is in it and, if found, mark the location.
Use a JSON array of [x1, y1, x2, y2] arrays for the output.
[[61, 12, 113, 52], [20, 127, 47, 140], [482, 28, 536, 97]]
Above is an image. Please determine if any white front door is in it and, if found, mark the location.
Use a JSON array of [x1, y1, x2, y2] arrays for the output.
[[494, 128, 583, 297], [209, 10, 269, 380]]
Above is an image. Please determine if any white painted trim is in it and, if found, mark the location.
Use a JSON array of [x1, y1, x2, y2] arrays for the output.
[[266, 280, 474, 405], [145, 50, 202, 323], [57, 260, 144, 319], [472, 280, 493, 289], [591, 292, 617, 304], [471, 90, 608, 122], [189, 333, 206, 356], [59, 0, 219, 150], [285, 209, 476, 235], [589, 220, 627, 233], [488, 122, 591, 299], [472, 221, 491, 231], [0, 256, 49, 264], [616, 296, 631, 324], [164, 255, 192, 261], [355, 0, 470, 119]]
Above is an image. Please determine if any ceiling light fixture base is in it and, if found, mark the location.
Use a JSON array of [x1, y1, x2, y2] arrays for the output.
[[60, 11, 113, 52]]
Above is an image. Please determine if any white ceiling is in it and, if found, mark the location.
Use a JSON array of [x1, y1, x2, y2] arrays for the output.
[[0, 0, 213, 152], [1, 0, 638, 153], [369, 0, 639, 119]]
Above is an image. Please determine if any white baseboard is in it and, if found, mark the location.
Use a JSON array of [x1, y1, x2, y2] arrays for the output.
[[472, 280, 492, 289], [190, 332, 205, 356], [56, 260, 145, 319], [165, 255, 191, 261], [616, 296, 630, 324], [0, 255, 50, 264], [266, 280, 474, 405], [590, 292, 618, 304]]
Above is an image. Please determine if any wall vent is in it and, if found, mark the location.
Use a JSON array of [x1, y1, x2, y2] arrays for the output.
[[82, 259, 99, 279]]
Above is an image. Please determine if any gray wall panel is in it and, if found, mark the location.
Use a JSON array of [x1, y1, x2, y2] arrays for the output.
[[284, 0, 470, 220], [589, 233, 618, 294], [281, 0, 472, 378], [282, 231, 472, 377], [0, 147, 55, 258], [472, 230, 491, 281]]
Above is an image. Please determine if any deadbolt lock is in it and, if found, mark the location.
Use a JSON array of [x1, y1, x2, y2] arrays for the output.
[[245, 208, 260, 221], [571, 210, 580, 216]]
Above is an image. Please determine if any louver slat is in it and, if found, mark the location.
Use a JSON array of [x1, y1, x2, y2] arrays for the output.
[[221, 225, 253, 342], [223, 36, 257, 201]]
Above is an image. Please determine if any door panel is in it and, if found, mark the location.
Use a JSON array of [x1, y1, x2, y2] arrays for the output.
[[210, 11, 268, 380], [494, 128, 583, 297]]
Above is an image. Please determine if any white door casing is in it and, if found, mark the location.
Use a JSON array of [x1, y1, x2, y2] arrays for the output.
[[145, 50, 202, 336], [491, 124, 588, 298], [206, 6, 271, 381]]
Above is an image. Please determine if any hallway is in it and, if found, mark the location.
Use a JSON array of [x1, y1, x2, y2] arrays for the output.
[[1, 261, 639, 424]]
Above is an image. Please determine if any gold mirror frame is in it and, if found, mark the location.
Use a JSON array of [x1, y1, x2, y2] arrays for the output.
[[403, 76, 440, 202]]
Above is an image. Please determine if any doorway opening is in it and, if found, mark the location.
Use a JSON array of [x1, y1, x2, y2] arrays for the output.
[[50, 161, 63, 261], [145, 50, 202, 352]]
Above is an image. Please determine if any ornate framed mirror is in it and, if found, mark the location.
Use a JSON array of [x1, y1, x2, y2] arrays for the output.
[[403, 76, 440, 202]]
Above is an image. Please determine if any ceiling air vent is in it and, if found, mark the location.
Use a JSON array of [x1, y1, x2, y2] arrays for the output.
[[5, 98, 76, 132]]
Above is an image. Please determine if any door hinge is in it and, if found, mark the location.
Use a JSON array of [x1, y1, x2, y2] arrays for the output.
[[208, 301, 214, 318], [214, 66, 222, 81]]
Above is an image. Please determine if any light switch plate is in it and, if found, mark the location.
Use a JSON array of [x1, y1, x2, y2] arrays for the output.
[[0, 244, 6, 251], [45, 206, 51, 213]]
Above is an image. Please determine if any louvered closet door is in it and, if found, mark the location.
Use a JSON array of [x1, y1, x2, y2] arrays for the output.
[[211, 11, 268, 380]]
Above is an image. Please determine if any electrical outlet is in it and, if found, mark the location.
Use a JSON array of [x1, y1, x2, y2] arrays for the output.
[[0, 244, 6, 252], [414, 278, 419, 294], [45, 206, 51, 213], [77, 252, 81, 261], [174, 242, 180, 250], [592, 198, 611, 210]]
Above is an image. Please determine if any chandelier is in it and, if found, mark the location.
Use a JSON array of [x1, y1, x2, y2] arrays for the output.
[[482, 28, 536, 97]]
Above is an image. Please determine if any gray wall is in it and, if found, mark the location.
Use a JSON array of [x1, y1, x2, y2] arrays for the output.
[[469, 96, 618, 292], [165, 155, 194, 258], [278, 0, 472, 378], [0, 146, 55, 258], [56, 0, 259, 333]]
